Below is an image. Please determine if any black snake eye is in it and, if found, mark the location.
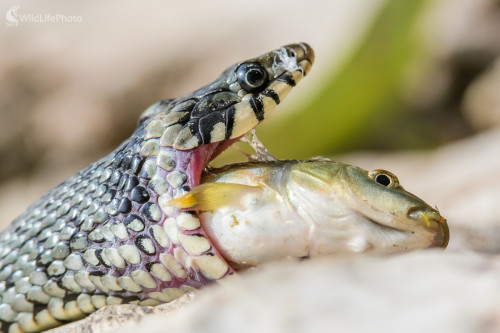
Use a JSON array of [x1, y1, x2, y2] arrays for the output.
[[375, 174, 391, 187], [236, 63, 269, 92]]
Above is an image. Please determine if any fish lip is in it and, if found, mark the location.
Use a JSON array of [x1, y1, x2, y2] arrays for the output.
[[407, 207, 449, 248], [362, 214, 409, 233], [440, 220, 450, 248], [363, 214, 449, 249]]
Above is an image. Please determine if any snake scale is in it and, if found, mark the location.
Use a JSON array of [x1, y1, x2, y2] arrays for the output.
[[0, 43, 314, 332]]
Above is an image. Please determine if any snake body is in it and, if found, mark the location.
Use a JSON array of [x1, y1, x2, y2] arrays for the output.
[[0, 43, 314, 332]]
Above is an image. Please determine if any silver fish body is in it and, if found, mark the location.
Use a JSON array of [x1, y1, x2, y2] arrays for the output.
[[196, 160, 448, 268]]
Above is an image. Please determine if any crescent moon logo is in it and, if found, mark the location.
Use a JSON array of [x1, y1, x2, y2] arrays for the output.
[[6, 5, 20, 27]]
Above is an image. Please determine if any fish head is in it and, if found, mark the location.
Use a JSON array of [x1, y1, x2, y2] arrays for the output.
[[285, 160, 449, 254]]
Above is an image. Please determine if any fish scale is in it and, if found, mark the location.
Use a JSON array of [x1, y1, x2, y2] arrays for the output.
[[0, 43, 314, 332]]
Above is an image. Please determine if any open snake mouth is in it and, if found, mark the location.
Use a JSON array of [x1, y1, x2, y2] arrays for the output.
[[175, 43, 315, 171]]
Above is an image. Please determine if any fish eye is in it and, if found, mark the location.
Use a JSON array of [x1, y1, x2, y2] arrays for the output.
[[369, 170, 398, 187], [236, 63, 269, 92], [375, 174, 391, 187]]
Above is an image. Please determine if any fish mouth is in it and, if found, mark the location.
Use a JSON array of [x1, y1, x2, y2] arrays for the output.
[[361, 212, 449, 249], [407, 207, 449, 248], [422, 218, 449, 249], [364, 215, 409, 233], [438, 220, 449, 248]]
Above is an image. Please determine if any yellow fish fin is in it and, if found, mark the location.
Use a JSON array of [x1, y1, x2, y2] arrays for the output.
[[167, 183, 263, 211]]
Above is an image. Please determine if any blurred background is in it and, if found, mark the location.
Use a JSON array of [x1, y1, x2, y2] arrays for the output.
[[0, 0, 499, 251]]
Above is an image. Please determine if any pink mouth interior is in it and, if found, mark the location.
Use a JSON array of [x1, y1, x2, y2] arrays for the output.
[[185, 137, 242, 188]]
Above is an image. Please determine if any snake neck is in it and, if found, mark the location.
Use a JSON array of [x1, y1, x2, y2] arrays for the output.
[[0, 121, 235, 332]]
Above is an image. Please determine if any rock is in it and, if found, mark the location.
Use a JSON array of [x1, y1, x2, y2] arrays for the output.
[[47, 294, 195, 333], [49, 251, 500, 333], [464, 57, 500, 130]]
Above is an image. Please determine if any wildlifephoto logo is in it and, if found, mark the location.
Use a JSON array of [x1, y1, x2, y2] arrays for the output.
[[6, 5, 83, 27]]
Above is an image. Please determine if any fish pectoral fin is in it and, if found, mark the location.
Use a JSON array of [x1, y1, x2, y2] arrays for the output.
[[167, 183, 263, 211]]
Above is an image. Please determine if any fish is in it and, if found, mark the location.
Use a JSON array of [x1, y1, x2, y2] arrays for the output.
[[170, 158, 449, 267]]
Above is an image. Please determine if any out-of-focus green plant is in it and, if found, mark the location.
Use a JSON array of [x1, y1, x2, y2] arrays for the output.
[[256, 0, 430, 159]]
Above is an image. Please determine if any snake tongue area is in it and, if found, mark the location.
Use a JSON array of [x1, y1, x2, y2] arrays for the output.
[[0, 43, 313, 332]]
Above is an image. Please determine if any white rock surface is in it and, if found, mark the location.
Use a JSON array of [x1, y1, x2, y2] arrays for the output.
[[47, 294, 195, 333], [50, 251, 500, 333]]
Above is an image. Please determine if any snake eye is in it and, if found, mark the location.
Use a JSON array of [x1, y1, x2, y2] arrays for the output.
[[236, 63, 269, 92], [375, 174, 391, 187]]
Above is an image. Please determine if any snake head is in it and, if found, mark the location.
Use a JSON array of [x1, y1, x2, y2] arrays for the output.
[[138, 43, 314, 150]]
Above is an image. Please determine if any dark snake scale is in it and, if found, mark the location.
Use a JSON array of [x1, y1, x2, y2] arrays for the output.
[[0, 43, 314, 332]]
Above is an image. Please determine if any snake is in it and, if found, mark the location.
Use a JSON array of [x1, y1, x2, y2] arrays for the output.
[[0, 43, 314, 332]]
